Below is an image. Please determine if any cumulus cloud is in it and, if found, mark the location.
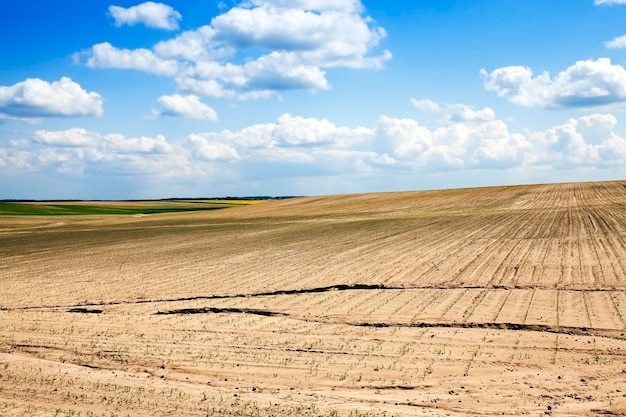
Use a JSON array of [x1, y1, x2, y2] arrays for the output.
[[374, 116, 431, 158], [272, 113, 372, 147], [242, 52, 330, 91], [0, 77, 103, 119], [185, 113, 373, 155], [155, 94, 218, 121], [83, 0, 390, 98], [395, 100, 542, 170], [411, 99, 495, 124], [530, 113, 626, 166], [605, 34, 626, 49], [109, 2, 181, 30], [87, 42, 179, 76], [481, 58, 626, 108], [104, 133, 174, 154], [11, 128, 180, 177], [2, 108, 626, 193], [210, 3, 388, 68], [154, 26, 225, 62], [33, 128, 173, 154], [376, 110, 530, 171], [33, 128, 98, 147], [186, 134, 239, 161]]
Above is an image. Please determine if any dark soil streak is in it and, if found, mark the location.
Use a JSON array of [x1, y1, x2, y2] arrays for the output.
[[154, 306, 289, 316], [346, 320, 626, 340], [67, 307, 103, 314], [8, 283, 626, 313], [151, 304, 626, 340]]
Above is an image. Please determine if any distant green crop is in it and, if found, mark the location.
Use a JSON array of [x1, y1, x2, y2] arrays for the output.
[[0, 202, 230, 216]]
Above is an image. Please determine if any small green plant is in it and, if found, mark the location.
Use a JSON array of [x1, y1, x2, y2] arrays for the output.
[[551, 335, 559, 365]]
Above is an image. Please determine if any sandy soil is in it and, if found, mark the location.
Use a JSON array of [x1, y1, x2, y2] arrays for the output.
[[1, 181, 626, 416]]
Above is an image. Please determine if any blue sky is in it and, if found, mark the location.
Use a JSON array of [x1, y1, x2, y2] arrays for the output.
[[2, 0, 626, 199]]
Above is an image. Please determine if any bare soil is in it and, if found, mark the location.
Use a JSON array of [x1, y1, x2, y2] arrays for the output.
[[2, 181, 626, 416]]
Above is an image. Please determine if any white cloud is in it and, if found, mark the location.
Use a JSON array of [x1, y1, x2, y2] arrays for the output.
[[154, 26, 229, 62], [155, 94, 218, 121], [210, 3, 389, 68], [374, 116, 432, 158], [87, 42, 179, 76], [595, 0, 626, 4], [531, 113, 626, 166], [272, 113, 371, 146], [9, 139, 29, 148], [211, 6, 336, 50], [186, 134, 239, 161], [83, 0, 389, 98], [410, 98, 440, 112], [181, 61, 247, 88], [15, 129, 181, 177], [0, 77, 103, 119], [236, 90, 275, 101], [174, 53, 330, 98], [33, 128, 174, 154], [175, 76, 233, 98], [243, 52, 330, 91], [482, 58, 626, 108], [605, 34, 626, 49], [6, 105, 626, 195], [375, 111, 531, 171], [109, 2, 181, 30], [250, 0, 362, 13], [411, 99, 495, 124], [106, 134, 174, 154], [467, 121, 531, 169], [33, 128, 98, 147], [443, 104, 495, 123]]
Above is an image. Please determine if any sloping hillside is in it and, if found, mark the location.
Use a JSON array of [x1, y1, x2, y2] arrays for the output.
[[1, 181, 626, 416], [2, 181, 625, 308]]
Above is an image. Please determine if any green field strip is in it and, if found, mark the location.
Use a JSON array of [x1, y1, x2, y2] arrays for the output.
[[0, 202, 231, 216]]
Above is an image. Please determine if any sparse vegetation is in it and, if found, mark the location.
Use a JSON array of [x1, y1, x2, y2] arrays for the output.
[[1, 181, 626, 415]]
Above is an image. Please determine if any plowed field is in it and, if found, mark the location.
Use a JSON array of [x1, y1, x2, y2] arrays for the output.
[[2, 181, 626, 416]]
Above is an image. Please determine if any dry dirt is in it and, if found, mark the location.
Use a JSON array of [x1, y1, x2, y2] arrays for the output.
[[1, 181, 626, 416]]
